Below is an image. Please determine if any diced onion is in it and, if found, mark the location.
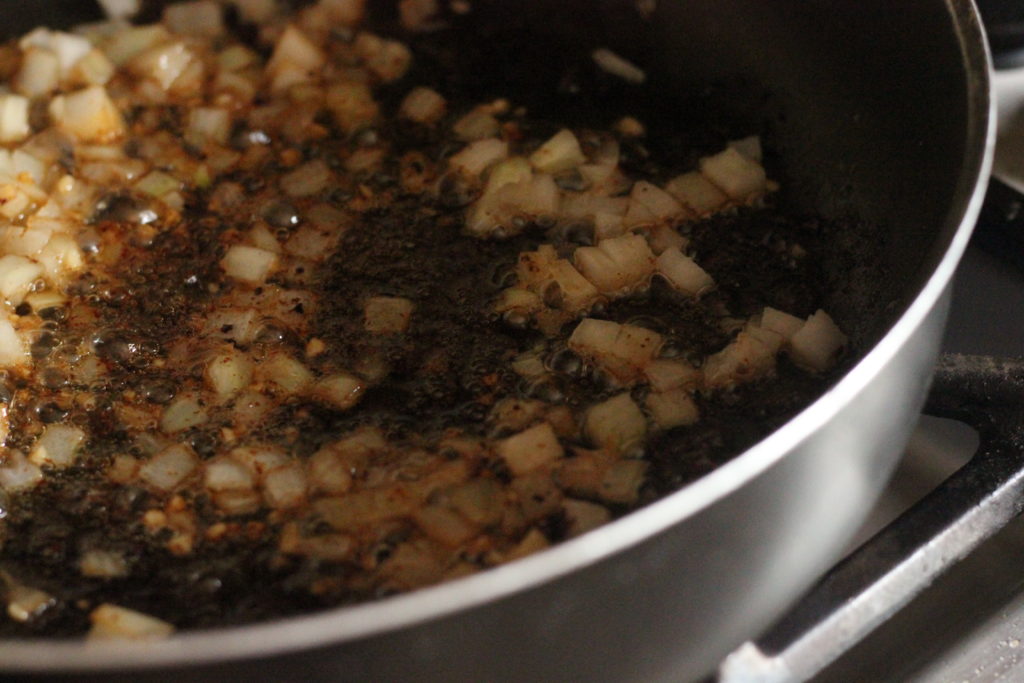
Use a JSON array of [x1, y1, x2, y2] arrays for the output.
[[760, 307, 804, 342], [448, 138, 508, 178], [568, 318, 662, 385], [204, 455, 256, 492], [160, 395, 208, 433], [646, 389, 700, 429], [163, 1, 224, 38], [88, 604, 174, 640], [48, 86, 126, 143], [664, 171, 729, 215], [267, 25, 325, 92], [789, 310, 848, 373], [205, 347, 253, 399], [562, 498, 611, 537], [220, 244, 278, 284], [311, 373, 365, 411], [497, 422, 564, 476], [400, 87, 446, 124], [138, 444, 198, 491], [702, 329, 779, 390], [623, 180, 686, 227], [599, 460, 648, 504], [0, 95, 30, 144], [529, 129, 586, 174], [412, 505, 478, 546], [574, 233, 655, 295], [29, 424, 86, 468], [699, 147, 768, 202], [584, 392, 646, 453], [280, 160, 331, 198], [308, 447, 353, 495], [258, 352, 313, 393], [0, 452, 43, 492], [15, 48, 60, 98], [263, 462, 308, 509], [644, 359, 701, 393], [80, 549, 128, 578], [363, 296, 414, 334], [655, 246, 714, 297], [591, 48, 646, 84], [0, 255, 42, 305]]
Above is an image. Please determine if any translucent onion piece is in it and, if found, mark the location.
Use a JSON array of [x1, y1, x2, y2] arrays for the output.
[[88, 604, 174, 640], [497, 422, 563, 476]]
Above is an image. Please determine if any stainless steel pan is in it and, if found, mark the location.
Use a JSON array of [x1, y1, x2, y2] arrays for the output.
[[0, 1, 993, 680]]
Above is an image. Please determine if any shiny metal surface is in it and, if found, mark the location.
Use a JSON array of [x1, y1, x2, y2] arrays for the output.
[[0, 2, 995, 681]]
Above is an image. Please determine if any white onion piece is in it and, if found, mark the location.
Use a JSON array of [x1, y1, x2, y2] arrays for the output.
[[0, 95, 30, 143], [263, 462, 308, 509], [160, 395, 208, 433], [703, 329, 779, 390], [163, 1, 224, 38], [37, 234, 85, 282], [29, 424, 86, 468], [100, 25, 171, 67], [220, 244, 278, 284], [312, 373, 365, 411], [0, 452, 43, 493], [482, 156, 532, 193], [760, 307, 805, 342], [568, 318, 662, 385], [280, 159, 331, 198], [497, 422, 564, 476], [789, 310, 848, 373], [284, 225, 338, 260], [0, 185, 29, 221], [88, 604, 174, 640], [4, 580, 54, 622], [48, 86, 126, 143], [325, 82, 379, 133], [574, 233, 655, 295], [448, 138, 508, 178], [353, 32, 411, 83], [591, 48, 646, 84], [561, 195, 629, 222], [493, 288, 542, 315], [400, 87, 446, 124], [584, 392, 646, 453], [646, 389, 700, 430], [728, 135, 763, 162], [664, 171, 729, 215], [529, 129, 586, 174], [308, 447, 353, 495], [699, 147, 768, 202], [129, 41, 196, 92], [229, 444, 287, 477], [412, 505, 477, 546], [466, 174, 559, 237], [563, 498, 611, 537], [364, 296, 414, 334], [80, 549, 128, 578], [187, 107, 231, 145], [205, 348, 253, 399], [505, 528, 550, 561], [232, 0, 277, 23], [138, 444, 198, 491], [515, 247, 599, 314], [623, 180, 686, 228], [73, 49, 116, 86], [15, 48, 60, 97], [230, 391, 273, 433], [644, 359, 701, 393], [452, 109, 500, 141], [267, 25, 325, 92], [213, 489, 262, 515], [655, 246, 714, 297], [0, 255, 42, 305], [258, 352, 313, 393], [205, 456, 256, 492], [20, 29, 91, 75], [599, 460, 648, 504]]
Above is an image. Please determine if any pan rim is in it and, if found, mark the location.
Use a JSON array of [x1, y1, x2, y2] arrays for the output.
[[0, 0, 996, 672]]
